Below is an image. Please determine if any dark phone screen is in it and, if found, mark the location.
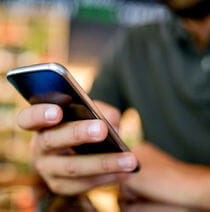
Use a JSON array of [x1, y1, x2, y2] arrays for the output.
[[7, 70, 125, 154]]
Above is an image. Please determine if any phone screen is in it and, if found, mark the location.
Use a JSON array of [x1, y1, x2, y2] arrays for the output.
[[8, 70, 126, 154]]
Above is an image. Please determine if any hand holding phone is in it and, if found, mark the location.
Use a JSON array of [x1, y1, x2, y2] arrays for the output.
[[7, 63, 139, 195], [7, 63, 140, 156]]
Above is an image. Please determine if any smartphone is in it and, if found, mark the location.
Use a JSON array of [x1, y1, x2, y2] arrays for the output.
[[7, 63, 140, 171]]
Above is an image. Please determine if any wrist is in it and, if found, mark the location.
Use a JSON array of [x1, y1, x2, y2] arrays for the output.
[[177, 163, 210, 209], [195, 167, 210, 209]]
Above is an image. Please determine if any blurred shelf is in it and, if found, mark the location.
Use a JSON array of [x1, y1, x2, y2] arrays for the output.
[[0, 129, 31, 135], [0, 102, 17, 107], [0, 174, 38, 187]]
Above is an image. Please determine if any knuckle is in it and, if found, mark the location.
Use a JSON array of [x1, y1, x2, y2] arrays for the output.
[[17, 109, 29, 129], [101, 157, 111, 172], [65, 159, 77, 175], [40, 132, 52, 151], [30, 106, 40, 124], [71, 122, 82, 141]]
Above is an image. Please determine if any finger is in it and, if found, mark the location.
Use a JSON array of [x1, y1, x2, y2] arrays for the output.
[[39, 120, 108, 151], [46, 173, 129, 196], [18, 104, 63, 130], [94, 100, 121, 128], [29, 133, 42, 162], [36, 152, 138, 177]]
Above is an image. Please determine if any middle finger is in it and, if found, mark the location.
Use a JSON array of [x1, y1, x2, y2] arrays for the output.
[[36, 153, 138, 178]]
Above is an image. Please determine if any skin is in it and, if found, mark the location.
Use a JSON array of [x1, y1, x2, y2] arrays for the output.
[[18, 101, 138, 196], [18, 102, 210, 209], [182, 15, 210, 49]]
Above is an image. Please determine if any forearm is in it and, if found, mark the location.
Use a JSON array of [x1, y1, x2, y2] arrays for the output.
[[178, 161, 210, 208], [124, 142, 210, 209]]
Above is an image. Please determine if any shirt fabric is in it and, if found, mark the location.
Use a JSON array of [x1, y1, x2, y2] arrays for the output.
[[90, 17, 210, 165]]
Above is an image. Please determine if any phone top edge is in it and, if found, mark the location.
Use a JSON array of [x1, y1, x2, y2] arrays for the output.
[[6, 63, 67, 78]]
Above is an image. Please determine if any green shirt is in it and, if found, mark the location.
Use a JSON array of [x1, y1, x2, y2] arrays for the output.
[[90, 18, 210, 165]]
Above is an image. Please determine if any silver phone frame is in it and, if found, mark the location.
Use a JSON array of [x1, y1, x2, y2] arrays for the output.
[[7, 63, 129, 152]]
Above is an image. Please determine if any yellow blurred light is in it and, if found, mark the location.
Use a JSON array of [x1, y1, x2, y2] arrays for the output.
[[88, 186, 120, 212], [120, 108, 143, 147], [67, 65, 97, 92]]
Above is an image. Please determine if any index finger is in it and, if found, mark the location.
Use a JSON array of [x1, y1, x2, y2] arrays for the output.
[[17, 104, 63, 130]]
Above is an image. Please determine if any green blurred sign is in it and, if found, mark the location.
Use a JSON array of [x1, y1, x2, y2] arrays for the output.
[[76, 2, 118, 24]]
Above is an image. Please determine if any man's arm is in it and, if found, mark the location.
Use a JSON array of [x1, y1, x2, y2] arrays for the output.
[[121, 142, 210, 209], [18, 100, 210, 209], [17, 101, 137, 196]]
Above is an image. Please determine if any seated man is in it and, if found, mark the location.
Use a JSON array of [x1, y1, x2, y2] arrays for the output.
[[17, 0, 210, 209]]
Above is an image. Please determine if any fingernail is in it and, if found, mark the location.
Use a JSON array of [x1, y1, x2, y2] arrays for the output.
[[45, 106, 58, 122], [88, 121, 101, 138], [118, 154, 136, 171]]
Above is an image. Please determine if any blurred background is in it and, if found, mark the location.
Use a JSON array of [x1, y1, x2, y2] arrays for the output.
[[0, 0, 170, 211]]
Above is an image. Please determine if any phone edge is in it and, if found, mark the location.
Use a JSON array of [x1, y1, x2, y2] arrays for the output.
[[7, 63, 130, 153]]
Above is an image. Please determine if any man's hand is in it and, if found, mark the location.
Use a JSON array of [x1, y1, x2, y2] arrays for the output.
[[17, 101, 138, 196], [121, 143, 210, 209]]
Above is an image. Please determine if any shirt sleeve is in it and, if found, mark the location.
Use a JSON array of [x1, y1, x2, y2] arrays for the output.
[[89, 32, 128, 112]]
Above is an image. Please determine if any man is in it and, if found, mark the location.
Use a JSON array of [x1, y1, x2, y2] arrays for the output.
[[17, 0, 210, 209]]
